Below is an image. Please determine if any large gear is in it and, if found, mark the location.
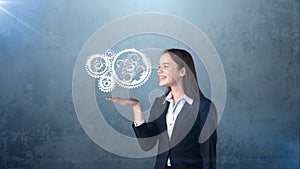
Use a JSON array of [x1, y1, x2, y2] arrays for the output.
[[112, 48, 152, 89], [85, 54, 110, 78]]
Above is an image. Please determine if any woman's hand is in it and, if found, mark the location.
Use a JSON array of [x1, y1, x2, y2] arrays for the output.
[[106, 97, 144, 124], [105, 97, 140, 107]]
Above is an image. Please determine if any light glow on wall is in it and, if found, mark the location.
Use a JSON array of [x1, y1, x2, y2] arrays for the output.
[[0, 1, 49, 42]]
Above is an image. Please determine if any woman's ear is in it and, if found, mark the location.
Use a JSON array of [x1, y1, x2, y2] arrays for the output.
[[179, 67, 186, 77]]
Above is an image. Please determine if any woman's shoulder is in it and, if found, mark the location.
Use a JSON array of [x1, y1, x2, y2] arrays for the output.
[[194, 97, 212, 105], [154, 94, 166, 102], [195, 97, 216, 113], [149, 95, 167, 107], [200, 97, 212, 104]]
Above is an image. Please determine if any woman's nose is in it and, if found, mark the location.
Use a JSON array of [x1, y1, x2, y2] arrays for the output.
[[157, 68, 163, 74]]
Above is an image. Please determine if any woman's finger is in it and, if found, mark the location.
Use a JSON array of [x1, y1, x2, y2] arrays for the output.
[[105, 97, 118, 102]]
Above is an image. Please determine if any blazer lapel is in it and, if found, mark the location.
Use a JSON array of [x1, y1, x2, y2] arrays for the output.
[[170, 101, 199, 146], [154, 98, 171, 149], [153, 97, 169, 133]]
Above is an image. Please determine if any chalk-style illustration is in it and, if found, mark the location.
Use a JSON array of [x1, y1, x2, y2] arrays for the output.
[[85, 54, 111, 79], [112, 48, 152, 89], [85, 49, 152, 92]]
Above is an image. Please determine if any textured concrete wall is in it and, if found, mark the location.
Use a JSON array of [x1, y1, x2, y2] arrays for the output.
[[0, 0, 299, 169]]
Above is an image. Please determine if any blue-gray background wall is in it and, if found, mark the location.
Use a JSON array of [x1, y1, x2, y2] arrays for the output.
[[0, 0, 299, 169]]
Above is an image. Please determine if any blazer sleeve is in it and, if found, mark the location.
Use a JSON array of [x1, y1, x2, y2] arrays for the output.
[[132, 98, 165, 151], [200, 130, 217, 169], [199, 99, 218, 169]]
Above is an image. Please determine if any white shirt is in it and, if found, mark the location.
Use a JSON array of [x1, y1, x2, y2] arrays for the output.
[[165, 92, 193, 166]]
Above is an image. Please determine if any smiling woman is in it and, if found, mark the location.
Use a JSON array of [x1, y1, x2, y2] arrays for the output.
[[1, 1, 297, 169], [107, 49, 218, 169]]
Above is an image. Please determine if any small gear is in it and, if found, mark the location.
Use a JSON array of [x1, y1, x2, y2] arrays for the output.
[[105, 49, 115, 59], [85, 54, 110, 78], [112, 48, 152, 89], [97, 73, 115, 93]]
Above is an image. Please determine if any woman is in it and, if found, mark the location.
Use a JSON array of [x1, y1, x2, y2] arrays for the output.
[[106, 49, 218, 169]]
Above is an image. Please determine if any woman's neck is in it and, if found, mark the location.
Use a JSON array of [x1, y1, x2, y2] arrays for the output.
[[170, 86, 185, 104]]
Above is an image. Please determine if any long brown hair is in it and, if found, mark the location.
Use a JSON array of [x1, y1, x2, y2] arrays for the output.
[[163, 49, 205, 100]]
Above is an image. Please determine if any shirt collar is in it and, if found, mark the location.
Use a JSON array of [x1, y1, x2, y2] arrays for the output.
[[164, 92, 194, 105]]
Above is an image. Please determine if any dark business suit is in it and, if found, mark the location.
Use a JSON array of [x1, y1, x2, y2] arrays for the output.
[[132, 95, 217, 169]]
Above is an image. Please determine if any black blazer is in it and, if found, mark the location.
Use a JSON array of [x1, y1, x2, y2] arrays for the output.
[[132, 96, 218, 169]]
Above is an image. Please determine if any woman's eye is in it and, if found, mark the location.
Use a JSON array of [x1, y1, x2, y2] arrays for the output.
[[158, 65, 169, 69]]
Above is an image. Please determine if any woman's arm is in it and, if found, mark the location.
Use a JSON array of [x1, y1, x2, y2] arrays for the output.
[[198, 99, 218, 169], [106, 97, 159, 151], [200, 130, 217, 169]]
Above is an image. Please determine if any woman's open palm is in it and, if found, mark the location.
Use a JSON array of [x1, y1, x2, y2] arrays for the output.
[[106, 97, 140, 107]]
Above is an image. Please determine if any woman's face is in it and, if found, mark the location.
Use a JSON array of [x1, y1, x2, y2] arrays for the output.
[[157, 53, 185, 87]]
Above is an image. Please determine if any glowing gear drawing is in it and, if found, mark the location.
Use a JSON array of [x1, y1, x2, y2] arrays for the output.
[[85, 54, 110, 78], [112, 49, 152, 89], [105, 49, 115, 59], [85, 48, 152, 92], [98, 72, 115, 93]]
